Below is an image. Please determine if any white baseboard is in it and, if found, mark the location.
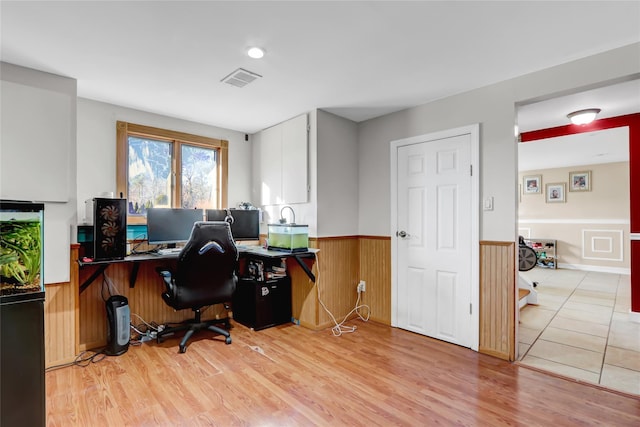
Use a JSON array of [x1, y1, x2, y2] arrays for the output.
[[557, 263, 630, 275]]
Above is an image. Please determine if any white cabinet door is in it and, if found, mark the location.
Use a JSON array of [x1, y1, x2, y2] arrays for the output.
[[1, 80, 72, 202], [282, 114, 308, 203], [259, 124, 283, 206], [259, 114, 308, 206]]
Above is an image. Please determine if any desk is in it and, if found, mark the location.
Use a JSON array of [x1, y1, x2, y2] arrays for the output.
[[78, 247, 318, 293]]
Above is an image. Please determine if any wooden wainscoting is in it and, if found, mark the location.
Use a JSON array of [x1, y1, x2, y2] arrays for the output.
[[42, 244, 79, 367], [359, 236, 391, 325], [65, 238, 516, 362], [308, 237, 360, 330], [291, 236, 391, 330], [289, 240, 318, 328], [44, 282, 77, 366], [479, 240, 516, 361]]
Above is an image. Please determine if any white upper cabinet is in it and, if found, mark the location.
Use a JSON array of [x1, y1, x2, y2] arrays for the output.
[[259, 114, 308, 206], [1, 80, 73, 202]]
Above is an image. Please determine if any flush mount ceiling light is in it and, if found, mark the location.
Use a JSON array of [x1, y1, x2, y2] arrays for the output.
[[247, 47, 265, 59], [567, 108, 601, 125]]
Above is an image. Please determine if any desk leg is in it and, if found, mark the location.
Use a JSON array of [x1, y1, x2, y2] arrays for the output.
[[79, 265, 108, 293], [293, 255, 315, 283], [129, 263, 140, 288]]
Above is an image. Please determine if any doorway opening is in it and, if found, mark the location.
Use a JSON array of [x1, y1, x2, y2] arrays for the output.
[[515, 80, 639, 395]]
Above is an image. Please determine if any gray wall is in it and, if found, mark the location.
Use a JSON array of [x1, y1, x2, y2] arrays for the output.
[[316, 110, 359, 237], [357, 43, 640, 241]]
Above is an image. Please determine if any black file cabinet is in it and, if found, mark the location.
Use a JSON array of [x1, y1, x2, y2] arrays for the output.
[[232, 276, 292, 331]]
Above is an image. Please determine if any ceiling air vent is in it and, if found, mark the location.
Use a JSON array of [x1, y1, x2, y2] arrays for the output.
[[221, 68, 262, 88]]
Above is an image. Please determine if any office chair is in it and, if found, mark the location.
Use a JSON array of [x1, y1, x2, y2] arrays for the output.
[[156, 221, 238, 353]]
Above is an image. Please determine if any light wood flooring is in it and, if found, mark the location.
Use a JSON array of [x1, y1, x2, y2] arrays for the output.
[[46, 320, 640, 426]]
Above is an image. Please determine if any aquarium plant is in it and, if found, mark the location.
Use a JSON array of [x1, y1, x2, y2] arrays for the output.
[[0, 219, 42, 289]]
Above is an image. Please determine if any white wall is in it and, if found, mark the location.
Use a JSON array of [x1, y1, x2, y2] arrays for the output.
[[316, 110, 359, 237], [1, 62, 77, 284], [76, 98, 250, 223], [358, 43, 640, 241]]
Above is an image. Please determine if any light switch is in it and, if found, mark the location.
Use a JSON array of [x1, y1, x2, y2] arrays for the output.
[[483, 197, 494, 211]]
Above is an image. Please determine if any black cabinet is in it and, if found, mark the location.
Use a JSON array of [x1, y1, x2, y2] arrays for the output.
[[232, 277, 292, 330], [1, 294, 46, 427]]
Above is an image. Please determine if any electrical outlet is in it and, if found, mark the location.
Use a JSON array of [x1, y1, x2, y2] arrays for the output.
[[357, 280, 366, 292]]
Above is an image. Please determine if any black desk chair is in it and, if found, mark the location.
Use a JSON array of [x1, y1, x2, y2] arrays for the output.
[[156, 221, 238, 353]]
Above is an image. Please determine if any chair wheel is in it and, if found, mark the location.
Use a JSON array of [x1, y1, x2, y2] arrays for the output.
[[179, 345, 187, 353], [225, 336, 232, 345]]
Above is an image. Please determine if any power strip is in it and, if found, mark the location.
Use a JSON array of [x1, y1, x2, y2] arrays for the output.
[[139, 330, 157, 342]]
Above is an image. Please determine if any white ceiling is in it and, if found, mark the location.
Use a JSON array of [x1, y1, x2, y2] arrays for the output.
[[518, 126, 630, 171], [1, 1, 639, 134], [517, 79, 639, 170]]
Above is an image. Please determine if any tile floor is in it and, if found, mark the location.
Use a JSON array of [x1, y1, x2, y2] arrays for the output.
[[518, 268, 640, 395]]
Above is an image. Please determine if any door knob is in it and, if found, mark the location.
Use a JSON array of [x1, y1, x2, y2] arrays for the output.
[[397, 230, 408, 238]]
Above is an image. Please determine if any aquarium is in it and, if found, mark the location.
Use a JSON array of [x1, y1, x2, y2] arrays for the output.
[[267, 224, 308, 253], [0, 201, 45, 299]]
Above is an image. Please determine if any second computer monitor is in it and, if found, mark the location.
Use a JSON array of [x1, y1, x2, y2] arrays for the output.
[[147, 208, 204, 247], [206, 209, 260, 241]]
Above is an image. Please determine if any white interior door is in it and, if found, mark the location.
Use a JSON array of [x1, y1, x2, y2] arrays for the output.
[[391, 126, 479, 349]]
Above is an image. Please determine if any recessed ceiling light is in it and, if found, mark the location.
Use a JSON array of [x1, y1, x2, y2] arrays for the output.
[[567, 108, 601, 125], [247, 47, 265, 59]]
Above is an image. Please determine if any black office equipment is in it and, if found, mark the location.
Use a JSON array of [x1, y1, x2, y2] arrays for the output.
[[147, 208, 204, 247], [156, 221, 238, 353], [105, 295, 130, 356], [206, 208, 260, 241], [233, 254, 292, 330], [93, 197, 127, 260], [233, 276, 292, 331]]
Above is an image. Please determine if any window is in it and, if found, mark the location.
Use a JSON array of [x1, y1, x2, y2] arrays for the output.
[[116, 121, 228, 224]]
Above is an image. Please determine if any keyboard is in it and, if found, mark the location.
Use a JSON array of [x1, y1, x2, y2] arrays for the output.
[[157, 248, 182, 256]]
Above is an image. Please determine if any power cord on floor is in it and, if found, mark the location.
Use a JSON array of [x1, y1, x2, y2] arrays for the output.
[[314, 252, 370, 336], [45, 350, 106, 372]]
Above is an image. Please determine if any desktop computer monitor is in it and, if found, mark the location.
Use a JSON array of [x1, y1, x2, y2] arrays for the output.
[[146, 208, 204, 247], [206, 209, 260, 241]]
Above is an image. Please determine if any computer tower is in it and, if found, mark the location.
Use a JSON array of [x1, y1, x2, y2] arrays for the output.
[[93, 197, 127, 260], [105, 295, 130, 356]]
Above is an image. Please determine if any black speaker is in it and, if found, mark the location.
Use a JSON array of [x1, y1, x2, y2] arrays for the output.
[[105, 295, 130, 356], [93, 197, 127, 260]]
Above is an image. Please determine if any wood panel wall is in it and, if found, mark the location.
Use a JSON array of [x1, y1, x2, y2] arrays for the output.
[[289, 242, 318, 328], [52, 238, 515, 364], [42, 245, 79, 367], [44, 284, 76, 365], [312, 237, 360, 329], [359, 236, 391, 325], [479, 241, 516, 361]]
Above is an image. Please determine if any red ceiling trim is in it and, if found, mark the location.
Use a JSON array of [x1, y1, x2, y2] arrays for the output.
[[520, 113, 640, 142]]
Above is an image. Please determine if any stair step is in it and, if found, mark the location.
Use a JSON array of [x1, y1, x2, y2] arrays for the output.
[[519, 288, 531, 300]]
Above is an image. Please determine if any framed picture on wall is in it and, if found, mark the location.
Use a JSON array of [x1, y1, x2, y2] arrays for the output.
[[523, 175, 542, 194], [546, 183, 566, 203], [569, 170, 591, 192]]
